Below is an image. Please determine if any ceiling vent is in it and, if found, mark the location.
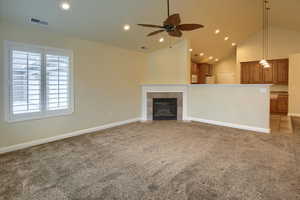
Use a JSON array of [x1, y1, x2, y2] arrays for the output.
[[27, 17, 49, 26], [141, 46, 148, 50]]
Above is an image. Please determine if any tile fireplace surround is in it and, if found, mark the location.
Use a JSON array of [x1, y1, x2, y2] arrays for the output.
[[147, 92, 183, 120], [141, 85, 188, 121]]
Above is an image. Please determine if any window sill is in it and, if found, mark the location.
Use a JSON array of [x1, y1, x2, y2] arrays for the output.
[[6, 110, 74, 123]]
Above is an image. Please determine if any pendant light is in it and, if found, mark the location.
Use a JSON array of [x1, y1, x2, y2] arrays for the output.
[[260, 0, 271, 68]]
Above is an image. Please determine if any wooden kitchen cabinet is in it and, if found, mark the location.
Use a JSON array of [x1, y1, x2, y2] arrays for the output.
[[241, 62, 250, 84], [191, 63, 213, 84], [191, 62, 198, 74], [241, 59, 289, 85], [199, 63, 212, 76], [270, 98, 278, 113], [274, 59, 289, 85], [277, 95, 288, 114], [198, 64, 207, 84], [191, 62, 199, 84], [249, 62, 263, 84], [263, 63, 274, 83], [270, 94, 288, 114]]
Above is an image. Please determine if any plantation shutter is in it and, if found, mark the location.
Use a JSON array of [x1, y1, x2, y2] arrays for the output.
[[11, 50, 42, 115], [46, 54, 70, 111], [6, 41, 73, 122]]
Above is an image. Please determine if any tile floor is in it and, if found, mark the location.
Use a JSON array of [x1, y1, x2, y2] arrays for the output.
[[270, 114, 293, 134]]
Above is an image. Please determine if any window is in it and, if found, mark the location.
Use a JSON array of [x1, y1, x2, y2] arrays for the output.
[[4, 41, 73, 122]]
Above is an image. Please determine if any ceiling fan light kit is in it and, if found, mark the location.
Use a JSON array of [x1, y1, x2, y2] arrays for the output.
[[137, 0, 204, 38]]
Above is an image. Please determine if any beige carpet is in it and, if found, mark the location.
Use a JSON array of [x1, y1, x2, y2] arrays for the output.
[[1, 121, 300, 200]]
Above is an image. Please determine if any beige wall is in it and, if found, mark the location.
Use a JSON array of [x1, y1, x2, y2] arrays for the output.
[[143, 40, 191, 84], [236, 27, 300, 83], [189, 85, 270, 130], [289, 54, 300, 116], [213, 51, 237, 84], [0, 21, 147, 148]]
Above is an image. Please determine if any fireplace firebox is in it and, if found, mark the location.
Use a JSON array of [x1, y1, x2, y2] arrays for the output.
[[153, 98, 177, 120]]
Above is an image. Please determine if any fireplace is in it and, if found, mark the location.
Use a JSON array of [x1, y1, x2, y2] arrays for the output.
[[153, 98, 177, 120]]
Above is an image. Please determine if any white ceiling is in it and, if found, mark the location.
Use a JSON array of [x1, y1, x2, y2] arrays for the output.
[[1, 0, 300, 63]]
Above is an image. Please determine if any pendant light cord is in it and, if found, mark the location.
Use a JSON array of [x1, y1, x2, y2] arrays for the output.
[[267, 4, 270, 60], [262, 0, 270, 60], [262, 0, 266, 60], [167, 0, 170, 17]]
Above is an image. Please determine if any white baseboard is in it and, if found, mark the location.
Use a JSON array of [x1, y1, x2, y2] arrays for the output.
[[288, 113, 300, 117], [0, 118, 141, 154], [189, 117, 270, 134]]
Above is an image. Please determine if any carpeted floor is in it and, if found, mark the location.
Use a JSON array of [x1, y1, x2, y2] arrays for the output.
[[1, 121, 300, 200]]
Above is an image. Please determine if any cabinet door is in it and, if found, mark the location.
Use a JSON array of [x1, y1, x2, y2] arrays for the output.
[[277, 95, 288, 114], [207, 64, 213, 76], [263, 62, 274, 83], [272, 60, 278, 84], [250, 62, 263, 84], [270, 98, 278, 113], [241, 62, 250, 84], [276, 59, 289, 85], [198, 64, 207, 84], [191, 63, 198, 74], [191, 62, 199, 84]]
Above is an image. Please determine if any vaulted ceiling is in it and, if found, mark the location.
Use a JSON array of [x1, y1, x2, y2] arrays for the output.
[[1, 0, 300, 63]]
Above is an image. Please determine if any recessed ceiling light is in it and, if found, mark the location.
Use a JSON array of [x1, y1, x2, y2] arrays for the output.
[[199, 53, 204, 56], [60, 1, 70, 10], [209, 56, 214, 60], [215, 29, 220, 34], [123, 24, 130, 31], [159, 37, 164, 43], [232, 42, 237, 46], [215, 58, 219, 62], [224, 36, 229, 41], [189, 48, 193, 52]]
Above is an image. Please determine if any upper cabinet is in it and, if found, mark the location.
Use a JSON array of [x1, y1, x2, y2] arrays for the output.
[[274, 59, 289, 84], [241, 62, 251, 84], [190, 62, 213, 84], [241, 59, 289, 85], [250, 62, 264, 84], [263, 62, 274, 84], [191, 62, 199, 84]]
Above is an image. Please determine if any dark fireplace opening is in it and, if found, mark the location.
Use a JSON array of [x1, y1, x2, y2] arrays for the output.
[[153, 98, 177, 120]]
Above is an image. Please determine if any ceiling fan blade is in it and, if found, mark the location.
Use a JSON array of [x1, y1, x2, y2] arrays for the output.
[[164, 13, 181, 25], [147, 30, 165, 37], [168, 29, 182, 37], [137, 24, 164, 28], [177, 24, 204, 31]]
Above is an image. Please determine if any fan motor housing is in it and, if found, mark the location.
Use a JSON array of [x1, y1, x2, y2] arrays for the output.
[[164, 24, 176, 32]]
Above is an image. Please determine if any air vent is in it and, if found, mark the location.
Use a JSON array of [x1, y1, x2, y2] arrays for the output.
[[28, 17, 49, 26]]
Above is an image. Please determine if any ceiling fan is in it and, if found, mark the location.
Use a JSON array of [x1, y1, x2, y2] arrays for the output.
[[137, 0, 204, 38]]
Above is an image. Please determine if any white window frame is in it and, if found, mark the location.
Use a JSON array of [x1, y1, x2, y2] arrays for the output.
[[4, 41, 74, 122]]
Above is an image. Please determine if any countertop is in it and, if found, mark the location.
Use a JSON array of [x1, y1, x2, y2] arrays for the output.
[[270, 91, 288, 99], [270, 91, 288, 94]]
